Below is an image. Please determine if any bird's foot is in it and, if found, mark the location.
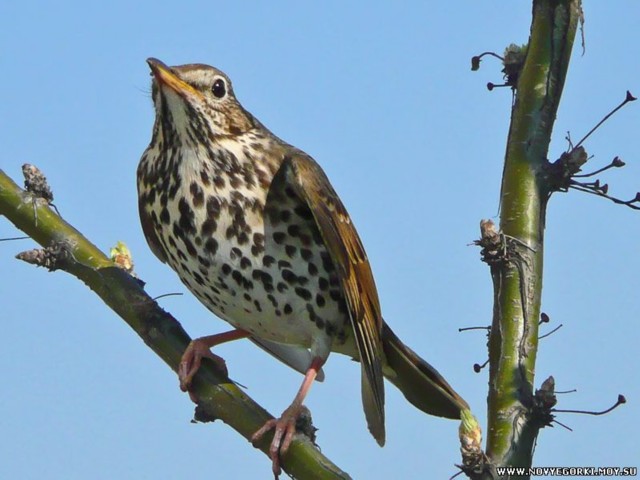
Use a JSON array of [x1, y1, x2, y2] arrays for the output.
[[251, 404, 305, 478], [178, 338, 228, 393]]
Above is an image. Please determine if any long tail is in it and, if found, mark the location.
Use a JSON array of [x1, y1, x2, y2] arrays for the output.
[[382, 322, 468, 419]]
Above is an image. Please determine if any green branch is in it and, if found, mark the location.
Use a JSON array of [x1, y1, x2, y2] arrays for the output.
[[486, 0, 581, 472], [0, 168, 350, 480]]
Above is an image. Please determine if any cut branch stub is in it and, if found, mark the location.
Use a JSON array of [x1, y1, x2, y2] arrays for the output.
[[471, 44, 527, 90], [543, 146, 589, 193], [545, 150, 640, 210], [475, 219, 503, 266], [530, 376, 558, 429], [22, 163, 54, 204], [501, 43, 528, 88], [543, 90, 638, 210]]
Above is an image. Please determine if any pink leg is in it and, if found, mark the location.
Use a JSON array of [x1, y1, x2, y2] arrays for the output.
[[251, 356, 324, 477], [179, 329, 250, 391]]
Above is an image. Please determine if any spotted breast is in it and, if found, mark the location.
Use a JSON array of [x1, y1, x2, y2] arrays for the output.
[[137, 58, 467, 477], [138, 131, 352, 355]]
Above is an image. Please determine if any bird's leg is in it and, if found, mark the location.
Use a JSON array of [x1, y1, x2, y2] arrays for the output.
[[251, 356, 324, 477], [179, 329, 250, 391]]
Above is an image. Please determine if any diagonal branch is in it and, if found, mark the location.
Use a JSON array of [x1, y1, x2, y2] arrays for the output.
[[0, 168, 350, 480]]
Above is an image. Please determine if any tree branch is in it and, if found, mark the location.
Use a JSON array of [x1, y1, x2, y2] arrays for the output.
[[0, 168, 351, 480], [486, 0, 581, 473]]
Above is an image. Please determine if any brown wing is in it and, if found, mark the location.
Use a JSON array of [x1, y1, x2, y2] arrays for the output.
[[277, 153, 386, 445]]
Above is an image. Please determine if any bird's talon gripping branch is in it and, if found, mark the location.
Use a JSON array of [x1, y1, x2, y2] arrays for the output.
[[178, 339, 228, 391], [177, 330, 248, 392], [251, 405, 303, 478], [250, 358, 322, 476]]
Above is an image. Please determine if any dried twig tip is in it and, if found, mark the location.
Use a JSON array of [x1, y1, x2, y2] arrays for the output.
[[539, 323, 563, 340], [152, 292, 184, 302], [553, 394, 627, 416], [612, 156, 625, 167], [471, 51, 504, 72], [473, 360, 489, 373], [574, 91, 637, 149], [458, 325, 491, 332]]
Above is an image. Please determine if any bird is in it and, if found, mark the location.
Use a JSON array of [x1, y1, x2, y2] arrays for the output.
[[137, 57, 468, 476]]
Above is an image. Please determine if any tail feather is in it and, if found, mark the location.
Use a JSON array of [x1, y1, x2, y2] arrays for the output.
[[382, 322, 468, 419]]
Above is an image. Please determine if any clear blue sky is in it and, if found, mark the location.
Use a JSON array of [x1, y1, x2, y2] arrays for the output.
[[1, 2, 638, 479]]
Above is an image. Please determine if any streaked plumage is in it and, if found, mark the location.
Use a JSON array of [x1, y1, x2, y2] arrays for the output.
[[137, 58, 467, 475]]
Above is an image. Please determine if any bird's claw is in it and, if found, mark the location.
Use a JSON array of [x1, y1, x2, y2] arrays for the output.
[[178, 339, 228, 392], [251, 406, 302, 478]]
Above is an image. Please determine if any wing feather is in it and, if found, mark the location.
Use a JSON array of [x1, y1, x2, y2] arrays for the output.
[[278, 153, 386, 445]]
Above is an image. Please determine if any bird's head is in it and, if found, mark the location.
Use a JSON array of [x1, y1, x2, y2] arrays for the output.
[[146, 57, 255, 143]]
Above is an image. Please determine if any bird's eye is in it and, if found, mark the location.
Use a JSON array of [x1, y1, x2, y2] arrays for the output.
[[212, 78, 227, 98]]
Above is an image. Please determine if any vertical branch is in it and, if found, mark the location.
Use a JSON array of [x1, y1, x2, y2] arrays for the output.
[[486, 0, 581, 470]]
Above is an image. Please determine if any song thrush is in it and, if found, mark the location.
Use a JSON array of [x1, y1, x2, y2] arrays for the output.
[[137, 58, 468, 475]]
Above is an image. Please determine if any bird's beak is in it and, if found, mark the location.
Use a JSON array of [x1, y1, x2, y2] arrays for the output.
[[147, 57, 203, 100]]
